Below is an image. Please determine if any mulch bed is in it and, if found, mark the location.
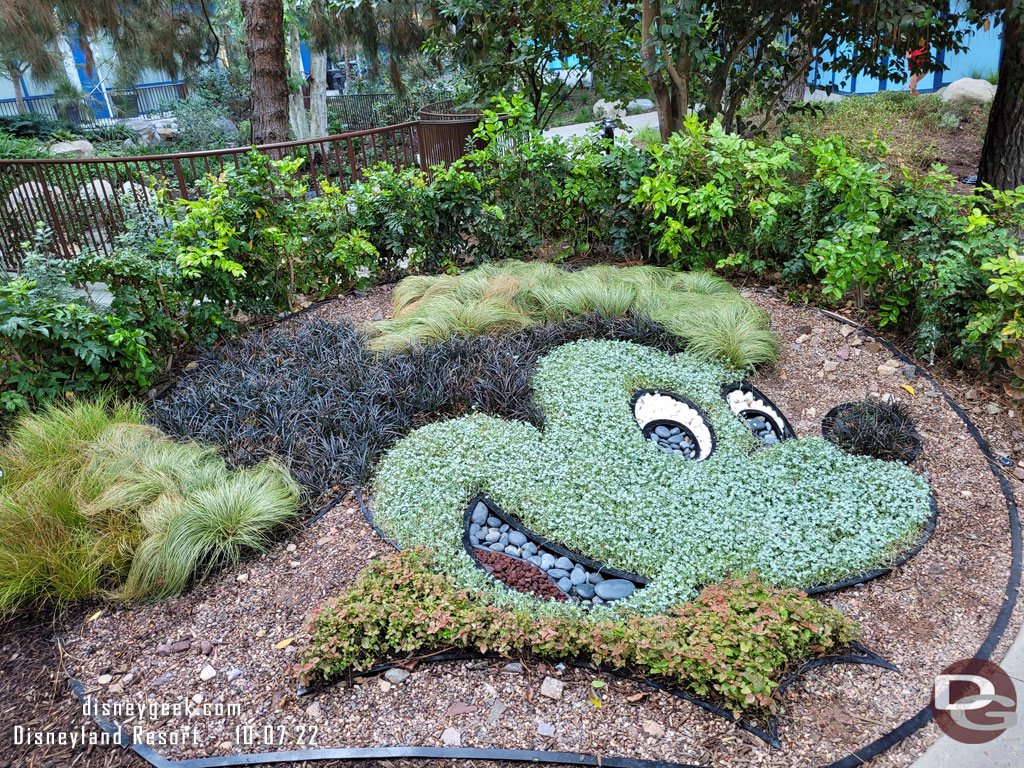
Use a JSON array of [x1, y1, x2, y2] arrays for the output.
[[4, 282, 1023, 768]]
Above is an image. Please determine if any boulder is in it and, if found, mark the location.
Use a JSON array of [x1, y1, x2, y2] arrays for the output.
[[593, 99, 626, 120], [49, 139, 94, 158], [941, 77, 996, 104], [210, 116, 240, 141], [6, 181, 63, 209], [120, 181, 157, 203], [627, 98, 655, 113], [77, 179, 116, 203], [156, 126, 178, 141], [135, 122, 162, 146]]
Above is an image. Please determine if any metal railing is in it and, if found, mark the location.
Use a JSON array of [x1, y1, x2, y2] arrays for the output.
[[324, 88, 451, 131], [0, 121, 421, 266], [0, 82, 190, 126]]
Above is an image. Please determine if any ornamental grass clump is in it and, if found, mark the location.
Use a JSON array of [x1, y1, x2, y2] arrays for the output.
[[299, 549, 859, 714], [0, 398, 302, 616], [371, 261, 778, 368]]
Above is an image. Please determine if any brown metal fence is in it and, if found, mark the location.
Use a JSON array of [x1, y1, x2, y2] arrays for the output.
[[417, 100, 485, 170], [0, 122, 423, 267]]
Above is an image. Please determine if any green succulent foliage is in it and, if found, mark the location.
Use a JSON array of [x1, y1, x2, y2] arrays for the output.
[[373, 340, 933, 617]]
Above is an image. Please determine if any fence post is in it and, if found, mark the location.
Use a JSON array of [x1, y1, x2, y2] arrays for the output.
[[32, 164, 72, 258], [171, 158, 189, 200]]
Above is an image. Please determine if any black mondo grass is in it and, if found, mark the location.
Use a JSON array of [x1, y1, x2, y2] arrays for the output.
[[821, 399, 922, 463], [152, 313, 688, 495]]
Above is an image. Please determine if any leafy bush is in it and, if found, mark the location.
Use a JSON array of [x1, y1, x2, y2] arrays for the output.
[[0, 232, 158, 412], [822, 399, 920, 463], [372, 339, 934, 613], [0, 130, 47, 159], [160, 151, 313, 316], [634, 115, 803, 273], [152, 313, 690, 494], [300, 548, 858, 713], [371, 261, 778, 367], [0, 398, 302, 616], [0, 112, 69, 139]]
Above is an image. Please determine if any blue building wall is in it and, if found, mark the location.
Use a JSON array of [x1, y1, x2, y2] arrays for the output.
[[811, 12, 1003, 95]]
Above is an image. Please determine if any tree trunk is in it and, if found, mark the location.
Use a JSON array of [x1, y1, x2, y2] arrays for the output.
[[240, 0, 290, 145], [309, 48, 328, 137], [287, 21, 308, 140], [641, 0, 686, 141], [7, 63, 26, 113], [978, 9, 1023, 190]]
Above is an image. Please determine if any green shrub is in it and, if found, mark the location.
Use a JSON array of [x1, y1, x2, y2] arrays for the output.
[[0, 232, 159, 412], [634, 115, 803, 273], [0, 398, 302, 616], [370, 261, 778, 368], [0, 130, 47, 159], [0, 112, 69, 139], [299, 549, 858, 713]]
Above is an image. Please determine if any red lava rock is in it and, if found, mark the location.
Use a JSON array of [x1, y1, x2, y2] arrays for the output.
[[475, 550, 566, 602]]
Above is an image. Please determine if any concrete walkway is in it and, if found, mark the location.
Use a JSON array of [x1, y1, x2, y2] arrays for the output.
[[912, 622, 1024, 767], [542, 111, 660, 140]]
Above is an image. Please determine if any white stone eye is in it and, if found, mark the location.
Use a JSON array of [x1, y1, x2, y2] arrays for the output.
[[722, 382, 795, 446], [631, 390, 715, 460]]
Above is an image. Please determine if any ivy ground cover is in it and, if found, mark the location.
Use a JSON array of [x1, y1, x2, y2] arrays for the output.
[[372, 339, 933, 616]]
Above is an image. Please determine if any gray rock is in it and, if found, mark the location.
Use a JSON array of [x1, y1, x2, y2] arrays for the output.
[[487, 516, 501, 527], [537, 720, 556, 737], [595, 578, 636, 601], [226, 668, 244, 682], [210, 115, 240, 140], [556, 576, 573, 592], [500, 524, 509, 533], [554, 556, 573, 570], [469, 523, 481, 537], [508, 531, 527, 547], [593, 99, 625, 119], [529, 556, 542, 566], [485, 530, 500, 543], [50, 139, 94, 158], [490, 542, 505, 551], [547, 568, 569, 579], [504, 546, 521, 558], [540, 553, 556, 570], [540, 676, 563, 699], [942, 77, 996, 104], [498, 533, 508, 547], [627, 97, 654, 112], [522, 541, 537, 555], [574, 583, 596, 599], [385, 667, 411, 684], [170, 640, 191, 653], [503, 662, 522, 673], [654, 425, 671, 438], [588, 571, 604, 584], [471, 503, 488, 524], [903, 364, 917, 379], [570, 567, 587, 585]]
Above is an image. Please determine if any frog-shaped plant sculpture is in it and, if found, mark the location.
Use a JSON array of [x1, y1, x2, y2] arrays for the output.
[[371, 339, 933, 616]]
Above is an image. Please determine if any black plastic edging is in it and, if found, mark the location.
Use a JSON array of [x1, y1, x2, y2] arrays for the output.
[[463, 493, 651, 587], [815, 308, 1021, 768], [630, 388, 718, 460], [721, 380, 798, 440]]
